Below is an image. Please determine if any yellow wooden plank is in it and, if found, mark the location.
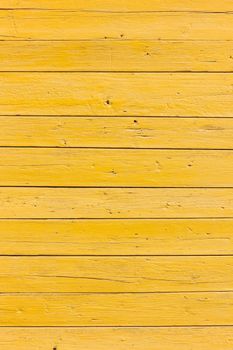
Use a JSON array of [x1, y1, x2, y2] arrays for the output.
[[0, 219, 232, 255], [0, 73, 233, 116], [1, 149, 232, 187], [1, 327, 233, 350], [0, 188, 232, 218], [0, 117, 232, 148], [0, 292, 232, 326], [1, 256, 233, 292], [2, 0, 233, 12], [0, 11, 233, 41], [1, 41, 233, 72], [1, 117, 233, 148]]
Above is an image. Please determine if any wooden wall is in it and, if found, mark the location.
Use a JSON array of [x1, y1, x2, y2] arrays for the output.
[[0, 1, 233, 349]]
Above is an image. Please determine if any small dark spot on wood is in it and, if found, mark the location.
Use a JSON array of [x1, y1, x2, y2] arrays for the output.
[[146, 52, 150, 56], [134, 120, 138, 123], [105, 99, 111, 105], [120, 33, 124, 38], [53, 347, 57, 350]]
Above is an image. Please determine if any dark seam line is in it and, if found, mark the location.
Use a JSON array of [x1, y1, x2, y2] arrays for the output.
[[1, 116, 233, 119], [0, 291, 233, 294], [1, 8, 233, 13], [1, 71, 233, 73], [0, 186, 232, 188], [2, 39, 233, 42], [1, 254, 233, 257], [1, 291, 233, 294], [0, 146, 232, 150], [1, 38, 233, 42], [0, 217, 231, 220], [0, 325, 233, 328]]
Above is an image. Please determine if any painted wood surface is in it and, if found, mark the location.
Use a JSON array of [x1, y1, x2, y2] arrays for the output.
[[0, 73, 233, 116], [0, 292, 232, 326], [0, 148, 232, 187], [2, 0, 233, 12], [1, 1, 232, 348], [0, 327, 233, 350], [1, 41, 233, 72], [0, 11, 233, 41], [0, 188, 232, 218], [0, 117, 232, 149], [0, 256, 233, 292], [0, 219, 232, 256]]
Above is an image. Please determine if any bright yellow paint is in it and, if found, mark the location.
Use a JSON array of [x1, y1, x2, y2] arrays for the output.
[[0, 219, 232, 255], [1, 0, 233, 347], [0, 256, 233, 292], [1, 41, 233, 72], [0, 292, 232, 326], [0, 148, 232, 187], [0, 188, 232, 218], [0, 73, 233, 116], [0, 117, 232, 148], [2, 0, 233, 11], [1, 327, 233, 350], [0, 11, 233, 41]]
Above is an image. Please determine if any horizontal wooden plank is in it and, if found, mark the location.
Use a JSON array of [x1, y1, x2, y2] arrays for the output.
[[0, 292, 232, 326], [0, 117, 232, 148], [1, 41, 233, 72], [0, 11, 233, 40], [0, 188, 232, 218], [0, 219, 233, 255], [0, 73, 233, 116], [1, 149, 233, 187], [1, 256, 233, 292], [2, 0, 233, 12], [1, 327, 233, 350]]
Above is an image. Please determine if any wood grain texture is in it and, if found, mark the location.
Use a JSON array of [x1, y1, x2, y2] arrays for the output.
[[0, 292, 232, 326], [0, 219, 232, 256], [0, 0, 232, 344], [1, 256, 233, 292], [1, 41, 233, 72], [0, 11, 233, 41], [0, 73, 233, 116], [0, 188, 232, 218], [1, 148, 233, 187], [1, 327, 233, 350], [2, 0, 233, 12], [1, 117, 233, 149]]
